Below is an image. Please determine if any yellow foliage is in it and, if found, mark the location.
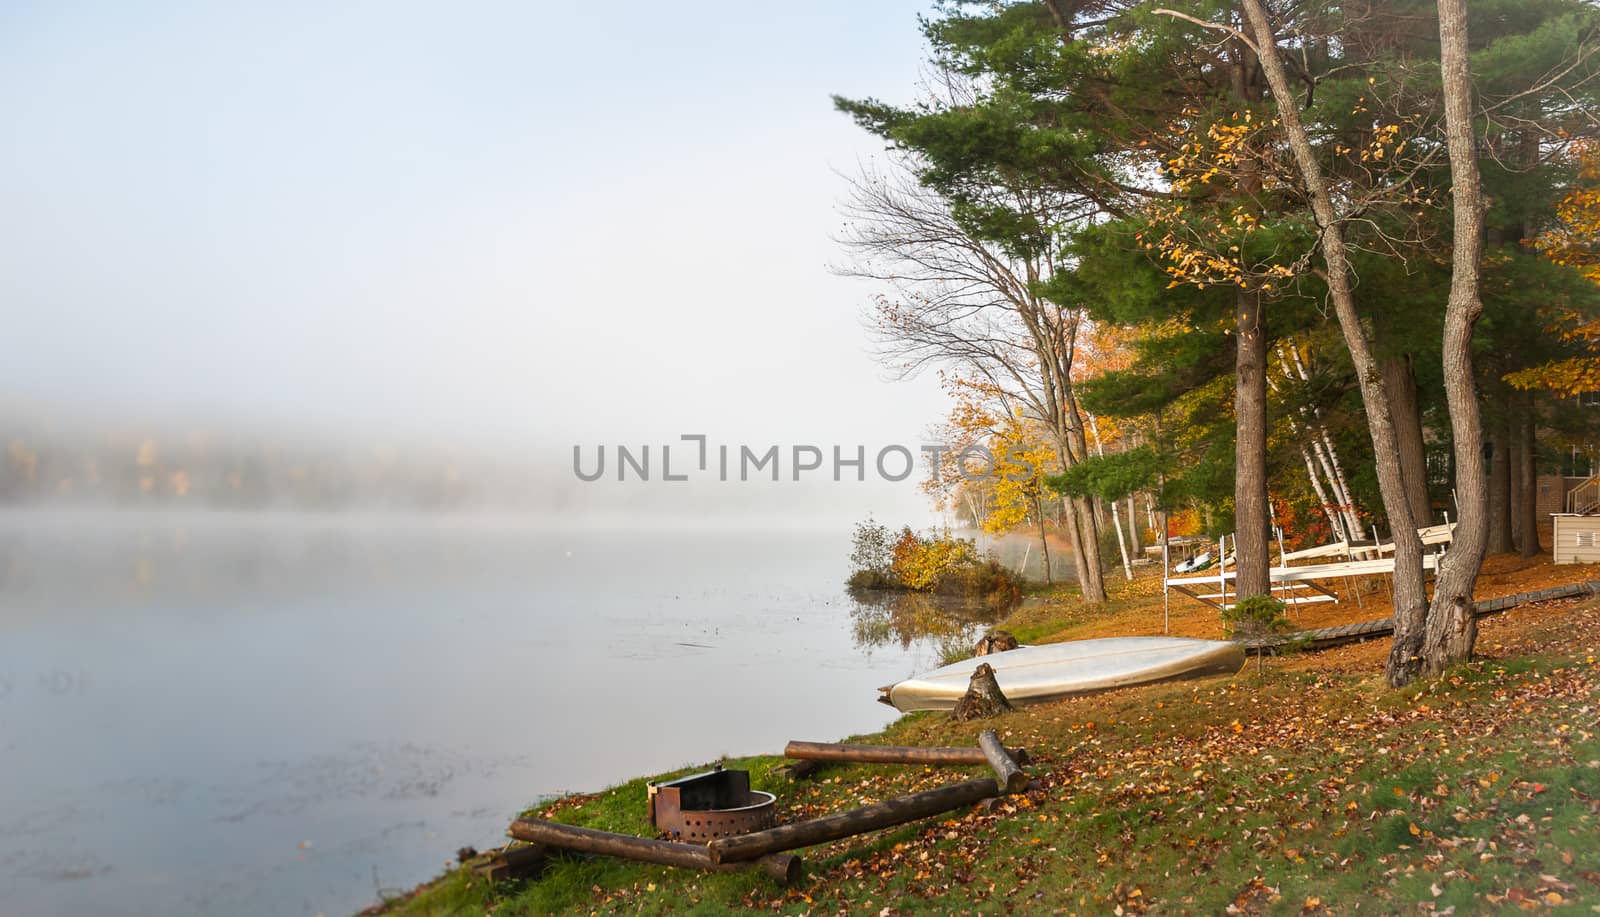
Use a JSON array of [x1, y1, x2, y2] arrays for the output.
[[982, 413, 1056, 536], [892, 536, 975, 591], [1521, 142, 1600, 393]]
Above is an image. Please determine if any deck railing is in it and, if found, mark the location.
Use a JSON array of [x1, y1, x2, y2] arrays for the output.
[[1567, 473, 1600, 515]]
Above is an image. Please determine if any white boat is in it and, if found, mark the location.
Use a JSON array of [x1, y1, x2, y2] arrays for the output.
[[881, 637, 1247, 712]]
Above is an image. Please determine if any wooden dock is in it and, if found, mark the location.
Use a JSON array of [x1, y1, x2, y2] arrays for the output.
[[1239, 581, 1600, 652]]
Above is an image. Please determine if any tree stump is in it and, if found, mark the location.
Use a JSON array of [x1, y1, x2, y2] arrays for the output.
[[974, 629, 1019, 656], [950, 663, 1014, 721]]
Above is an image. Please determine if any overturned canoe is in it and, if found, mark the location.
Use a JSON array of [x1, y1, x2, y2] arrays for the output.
[[881, 637, 1247, 712]]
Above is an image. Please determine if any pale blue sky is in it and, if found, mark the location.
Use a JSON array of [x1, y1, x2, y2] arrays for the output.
[[0, 2, 939, 427]]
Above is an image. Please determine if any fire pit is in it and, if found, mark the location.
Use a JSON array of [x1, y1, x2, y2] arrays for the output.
[[646, 767, 776, 841]]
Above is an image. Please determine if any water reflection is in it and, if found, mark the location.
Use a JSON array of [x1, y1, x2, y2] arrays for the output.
[[847, 590, 1002, 664]]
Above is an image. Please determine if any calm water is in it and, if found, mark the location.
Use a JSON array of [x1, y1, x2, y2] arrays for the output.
[[0, 512, 962, 917]]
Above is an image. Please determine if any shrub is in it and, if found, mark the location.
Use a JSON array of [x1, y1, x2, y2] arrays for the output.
[[889, 527, 923, 583], [936, 558, 1023, 611], [849, 517, 894, 579], [846, 519, 1021, 611], [846, 568, 900, 590], [1221, 595, 1293, 639], [893, 532, 976, 591]]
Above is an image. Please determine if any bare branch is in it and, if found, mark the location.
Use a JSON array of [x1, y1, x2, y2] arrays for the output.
[[1151, 8, 1259, 54]]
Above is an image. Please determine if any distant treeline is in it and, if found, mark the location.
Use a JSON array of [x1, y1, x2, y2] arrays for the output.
[[0, 430, 524, 510]]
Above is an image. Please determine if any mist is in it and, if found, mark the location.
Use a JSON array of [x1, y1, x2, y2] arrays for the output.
[[0, 0, 951, 527]]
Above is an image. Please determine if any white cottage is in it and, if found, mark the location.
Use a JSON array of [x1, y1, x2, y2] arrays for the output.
[[1551, 514, 1600, 565]]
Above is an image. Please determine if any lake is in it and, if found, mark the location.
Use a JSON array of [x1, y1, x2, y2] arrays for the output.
[[0, 511, 977, 917]]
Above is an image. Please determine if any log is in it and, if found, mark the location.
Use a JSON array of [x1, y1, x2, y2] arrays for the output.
[[978, 729, 1028, 794], [471, 843, 549, 882], [783, 740, 1029, 768], [705, 777, 999, 865], [508, 819, 800, 884], [774, 758, 826, 780]]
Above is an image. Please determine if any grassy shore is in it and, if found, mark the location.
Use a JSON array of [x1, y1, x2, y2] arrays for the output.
[[372, 555, 1600, 915]]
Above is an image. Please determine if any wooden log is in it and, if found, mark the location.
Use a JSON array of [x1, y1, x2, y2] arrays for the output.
[[471, 843, 549, 882], [706, 777, 999, 865], [978, 729, 1028, 794], [783, 740, 1029, 768], [774, 758, 826, 780], [508, 819, 800, 884]]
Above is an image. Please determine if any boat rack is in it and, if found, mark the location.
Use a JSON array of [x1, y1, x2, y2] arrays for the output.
[[1164, 523, 1455, 614]]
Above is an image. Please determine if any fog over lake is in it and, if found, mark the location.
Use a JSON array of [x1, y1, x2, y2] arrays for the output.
[[0, 510, 983, 916]]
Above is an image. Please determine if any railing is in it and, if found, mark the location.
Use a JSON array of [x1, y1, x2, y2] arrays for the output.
[[1567, 473, 1600, 515]]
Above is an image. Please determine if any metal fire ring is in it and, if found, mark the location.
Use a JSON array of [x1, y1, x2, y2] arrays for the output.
[[646, 768, 778, 841]]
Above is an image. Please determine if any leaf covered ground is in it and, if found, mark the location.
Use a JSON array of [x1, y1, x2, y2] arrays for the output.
[[373, 557, 1600, 915]]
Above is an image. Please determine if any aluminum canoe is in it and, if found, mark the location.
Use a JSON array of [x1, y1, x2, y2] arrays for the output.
[[882, 636, 1247, 712]]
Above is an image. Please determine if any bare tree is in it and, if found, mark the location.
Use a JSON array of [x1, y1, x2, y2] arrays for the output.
[[835, 162, 1109, 602]]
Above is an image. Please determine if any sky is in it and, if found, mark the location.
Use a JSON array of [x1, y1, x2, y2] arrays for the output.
[[0, 0, 955, 523]]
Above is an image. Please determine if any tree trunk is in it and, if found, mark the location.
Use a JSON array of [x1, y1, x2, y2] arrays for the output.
[[1075, 496, 1105, 600], [1519, 391, 1541, 558], [1383, 354, 1432, 523], [1227, 41, 1272, 601], [1487, 408, 1513, 555], [1059, 414, 1107, 603], [1300, 443, 1346, 541], [1284, 344, 1364, 539], [782, 739, 1029, 767], [1419, 0, 1489, 679], [1108, 498, 1132, 580], [1033, 494, 1052, 583], [1509, 421, 1524, 552], [1238, 0, 1429, 686], [1089, 414, 1134, 581], [1126, 495, 1143, 555], [1312, 432, 1363, 540], [1234, 285, 1272, 598]]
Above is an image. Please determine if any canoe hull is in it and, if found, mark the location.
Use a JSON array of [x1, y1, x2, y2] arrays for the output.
[[885, 637, 1246, 712]]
